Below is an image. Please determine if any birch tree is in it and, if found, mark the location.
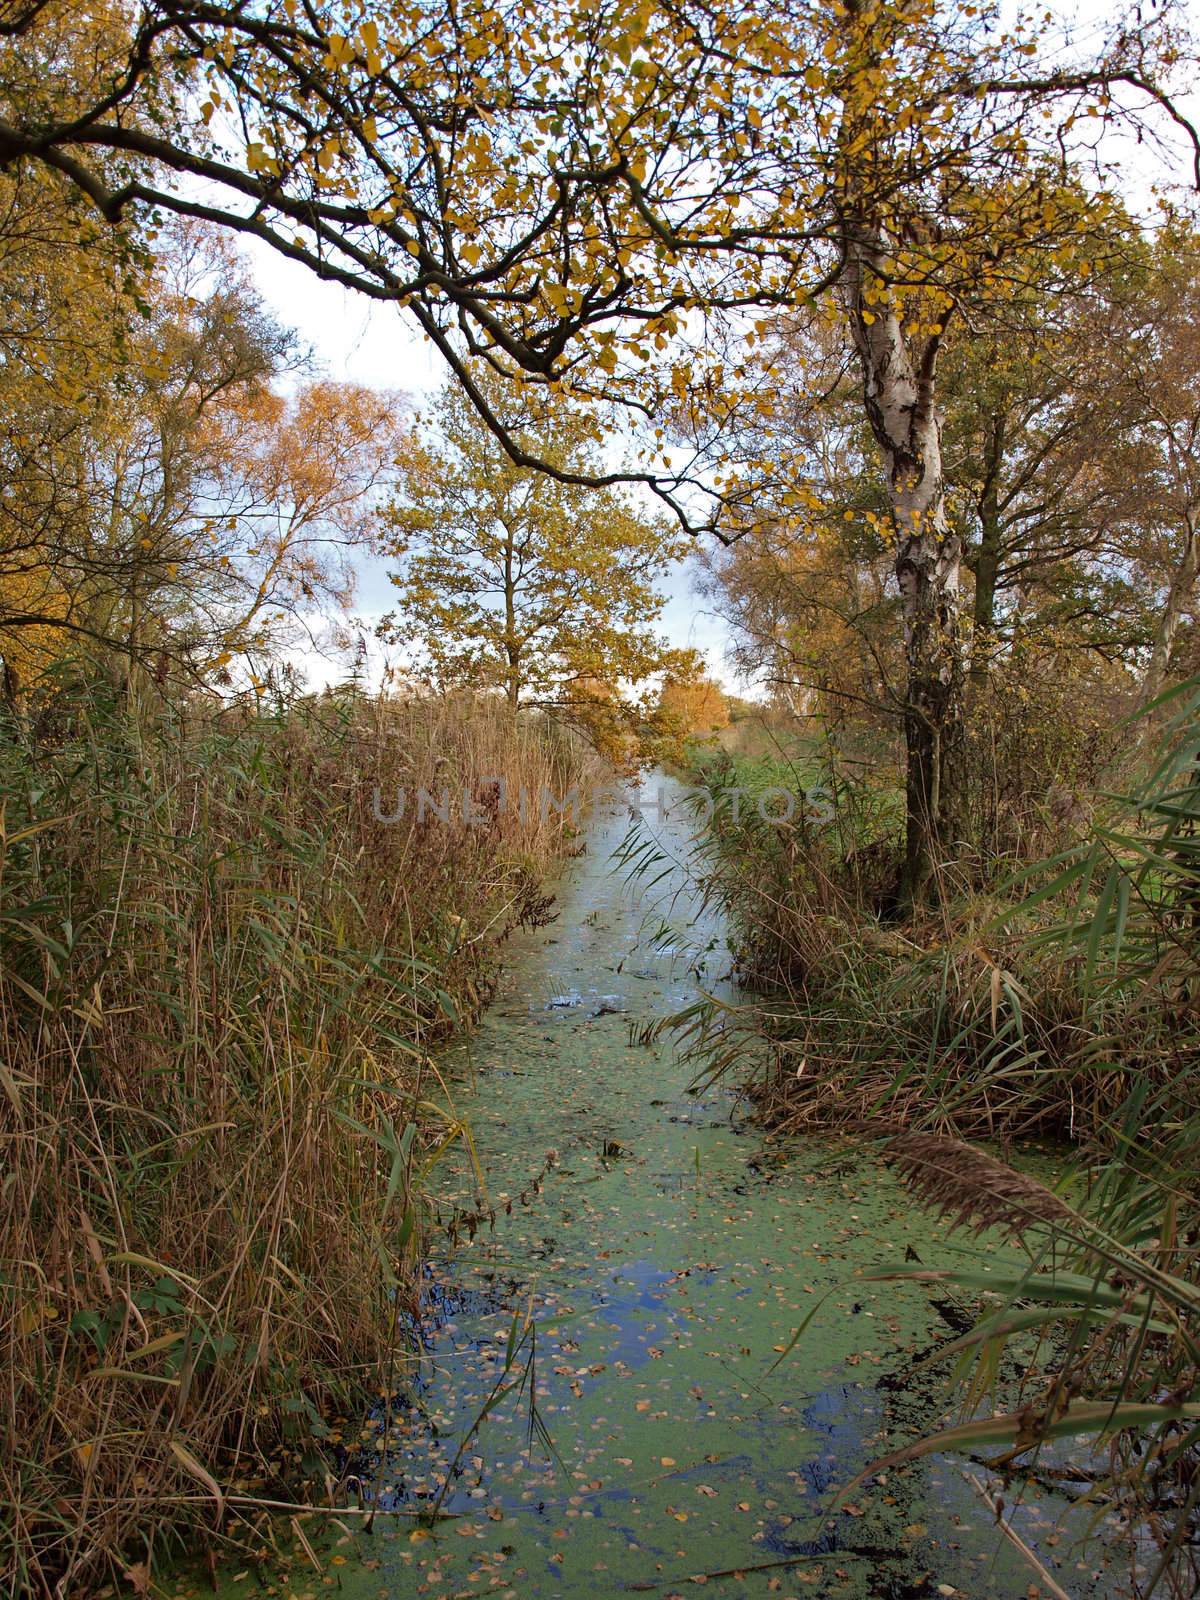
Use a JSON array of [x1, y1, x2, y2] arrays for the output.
[[0, 211, 404, 697]]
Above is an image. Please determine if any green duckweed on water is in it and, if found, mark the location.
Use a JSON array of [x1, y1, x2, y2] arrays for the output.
[[211, 776, 1128, 1600]]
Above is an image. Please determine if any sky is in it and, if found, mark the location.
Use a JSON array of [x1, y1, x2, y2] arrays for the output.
[[243, 0, 1200, 700]]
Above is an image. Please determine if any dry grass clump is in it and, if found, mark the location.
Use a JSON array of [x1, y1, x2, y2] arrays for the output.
[[0, 673, 593, 1595], [662, 711, 1197, 1144]]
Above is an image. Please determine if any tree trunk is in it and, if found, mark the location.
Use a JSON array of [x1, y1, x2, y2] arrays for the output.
[[503, 530, 521, 711], [2, 652, 26, 722], [1140, 514, 1198, 707], [843, 229, 966, 907], [969, 413, 1005, 690]]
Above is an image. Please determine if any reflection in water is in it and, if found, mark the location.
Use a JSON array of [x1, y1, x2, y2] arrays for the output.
[[325, 778, 1123, 1599]]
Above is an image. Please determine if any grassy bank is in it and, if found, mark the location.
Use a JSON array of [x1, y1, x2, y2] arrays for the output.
[[667, 693, 1192, 1144], [0, 671, 594, 1596]]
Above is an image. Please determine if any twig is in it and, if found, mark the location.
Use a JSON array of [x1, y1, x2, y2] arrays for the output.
[[963, 1470, 1073, 1600], [625, 1553, 839, 1589]]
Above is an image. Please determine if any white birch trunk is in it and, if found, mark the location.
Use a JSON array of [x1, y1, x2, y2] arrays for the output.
[[842, 228, 966, 900]]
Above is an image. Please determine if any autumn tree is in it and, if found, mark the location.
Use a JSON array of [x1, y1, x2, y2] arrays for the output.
[[911, 239, 1144, 689], [0, 152, 150, 698], [704, 512, 902, 746], [934, 225, 1200, 702], [3, 0, 1194, 891], [0, 210, 405, 701], [703, 254, 1163, 831], [379, 380, 689, 754], [1099, 228, 1200, 703], [693, 310, 904, 751], [657, 674, 730, 740]]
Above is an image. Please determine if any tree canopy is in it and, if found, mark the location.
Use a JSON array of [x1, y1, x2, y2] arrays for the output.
[[380, 378, 692, 755], [0, 0, 1192, 523], [2, 0, 1197, 877]]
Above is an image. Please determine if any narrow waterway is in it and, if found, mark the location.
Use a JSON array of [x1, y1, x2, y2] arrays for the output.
[[328, 776, 1122, 1600]]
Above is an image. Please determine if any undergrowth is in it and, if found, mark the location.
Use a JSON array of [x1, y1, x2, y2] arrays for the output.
[[652, 689, 1195, 1143], [0, 668, 592, 1596], [633, 683, 1200, 1594]]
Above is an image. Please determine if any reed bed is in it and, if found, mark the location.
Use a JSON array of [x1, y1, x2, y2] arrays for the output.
[[645, 698, 1196, 1145], [0, 671, 593, 1595]]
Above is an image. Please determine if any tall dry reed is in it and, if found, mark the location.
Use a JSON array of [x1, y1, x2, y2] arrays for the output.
[[0, 669, 593, 1595]]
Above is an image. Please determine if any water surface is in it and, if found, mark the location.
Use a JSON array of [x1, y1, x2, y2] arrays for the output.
[[300, 778, 1124, 1598]]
